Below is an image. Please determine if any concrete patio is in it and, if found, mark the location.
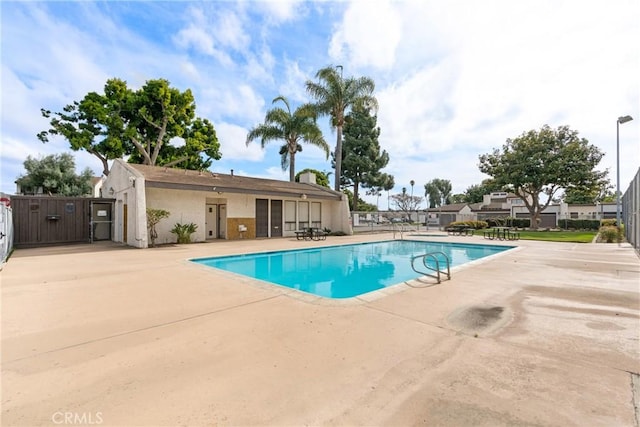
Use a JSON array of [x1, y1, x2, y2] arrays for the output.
[[1, 233, 639, 426]]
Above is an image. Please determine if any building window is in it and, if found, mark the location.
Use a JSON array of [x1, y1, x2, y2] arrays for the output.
[[311, 202, 321, 228], [284, 201, 296, 231], [299, 201, 309, 229]]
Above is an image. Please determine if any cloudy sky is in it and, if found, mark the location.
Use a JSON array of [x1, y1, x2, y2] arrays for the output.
[[2, 0, 639, 207]]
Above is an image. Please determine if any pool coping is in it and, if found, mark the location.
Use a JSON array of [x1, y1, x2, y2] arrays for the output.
[[187, 238, 522, 305]]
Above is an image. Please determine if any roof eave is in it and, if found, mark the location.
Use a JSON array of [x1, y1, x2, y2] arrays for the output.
[[145, 181, 343, 201]]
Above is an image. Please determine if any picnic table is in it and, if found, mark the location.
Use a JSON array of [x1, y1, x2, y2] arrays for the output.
[[446, 225, 474, 236], [294, 227, 327, 241], [482, 227, 520, 241]]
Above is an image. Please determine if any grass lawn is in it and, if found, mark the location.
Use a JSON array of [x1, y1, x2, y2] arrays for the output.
[[514, 230, 597, 243]]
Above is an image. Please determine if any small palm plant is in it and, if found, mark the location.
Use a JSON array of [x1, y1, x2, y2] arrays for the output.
[[170, 222, 198, 244]]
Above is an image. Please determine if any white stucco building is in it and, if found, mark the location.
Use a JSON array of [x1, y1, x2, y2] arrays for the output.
[[104, 160, 351, 248]]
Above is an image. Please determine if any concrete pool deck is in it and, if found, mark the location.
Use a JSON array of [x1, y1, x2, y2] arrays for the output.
[[1, 233, 639, 426]]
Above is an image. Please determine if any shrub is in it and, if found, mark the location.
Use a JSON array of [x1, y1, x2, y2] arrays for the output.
[[510, 217, 530, 228], [170, 222, 198, 243], [146, 208, 170, 247], [485, 217, 529, 228], [600, 219, 617, 227], [447, 220, 488, 229], [558, 219, 600, 230], [598, 225, 620, 243]]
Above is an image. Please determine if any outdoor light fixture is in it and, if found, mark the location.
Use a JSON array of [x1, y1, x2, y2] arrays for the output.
[[616, 115, 633, 235]]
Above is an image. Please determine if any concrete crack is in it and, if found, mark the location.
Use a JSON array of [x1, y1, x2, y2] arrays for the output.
[[631, 372, 640, 427]]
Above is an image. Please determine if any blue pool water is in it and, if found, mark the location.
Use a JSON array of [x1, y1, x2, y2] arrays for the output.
[[191, 240, 513, 299]]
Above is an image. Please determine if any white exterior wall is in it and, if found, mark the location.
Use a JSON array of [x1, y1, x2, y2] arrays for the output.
[[146, 189, 350, 242], [225, 193, 255, 217], [336, 195, 353, 234], [564, 204, 597, 219], [104, 159, 351, 247], [103, 160, 148, 248], [146, 188, 208, 244]]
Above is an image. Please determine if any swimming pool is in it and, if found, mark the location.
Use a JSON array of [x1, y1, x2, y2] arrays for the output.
[[191, 240, 513, 299]]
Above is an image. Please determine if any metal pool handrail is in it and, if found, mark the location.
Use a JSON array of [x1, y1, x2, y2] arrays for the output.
[[410, 251, 451, 284], [393, 222, 418, 239]]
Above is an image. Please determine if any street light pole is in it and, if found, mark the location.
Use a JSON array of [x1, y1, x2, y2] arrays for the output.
[[616, 115, 633, 234]]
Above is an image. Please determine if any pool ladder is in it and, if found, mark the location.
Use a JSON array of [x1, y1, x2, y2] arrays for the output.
[[410, 251, 451, 284]]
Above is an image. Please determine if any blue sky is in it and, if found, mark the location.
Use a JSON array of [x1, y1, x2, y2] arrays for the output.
[[1, 0, 639, 207]]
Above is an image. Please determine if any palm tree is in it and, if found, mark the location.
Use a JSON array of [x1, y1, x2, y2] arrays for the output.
[[410, 180, 415, 222], [305, 66, 378, 191], [246, 96, 329, 182]]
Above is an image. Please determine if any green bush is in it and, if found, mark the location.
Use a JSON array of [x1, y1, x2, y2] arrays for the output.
[[558, 219, 600, 230], [447, 220, 489, 229], [486, 217, 529, 228], [510, 218, 530, 228], [146, 208, 170, 247], [170, 222, 198, 243], [598, 225, 620, 243], [600, 219, 617, 227]]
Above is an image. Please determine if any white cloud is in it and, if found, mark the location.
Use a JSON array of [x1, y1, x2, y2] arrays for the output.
[[244, 46, 276, 83], [215, 9, 250, 51], [250, 0, 306, 23], [215, 122, 264, 161], [278, 59, 310, 103], [260, 166, 289, 181], [199, 83, 265, 126], [2, 0, 638, 199], [357, 0, 639, 197], [179, 60, 201, 82], [329, 0, 402, 70], [173, 7, 234, 66]]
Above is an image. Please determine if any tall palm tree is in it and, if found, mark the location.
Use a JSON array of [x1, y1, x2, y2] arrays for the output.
[[246, 96, 329, 182], [305, 66, 378, 191]]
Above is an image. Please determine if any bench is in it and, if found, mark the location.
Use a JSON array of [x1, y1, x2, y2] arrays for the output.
[[446, 226, 474, 236], [295, 228, 327, 241]]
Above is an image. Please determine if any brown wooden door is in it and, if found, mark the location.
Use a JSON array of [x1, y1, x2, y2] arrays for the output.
[[271, 200, 282, 237], [256, 199, 269, 237]]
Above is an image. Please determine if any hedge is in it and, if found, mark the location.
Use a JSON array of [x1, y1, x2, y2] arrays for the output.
[[447, 220, 489, 229], [557, 219, 600, 230], [485, 217, 530, 228]]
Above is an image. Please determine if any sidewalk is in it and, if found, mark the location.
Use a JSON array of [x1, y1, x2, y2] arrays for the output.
[[2, 234, 639, 426]]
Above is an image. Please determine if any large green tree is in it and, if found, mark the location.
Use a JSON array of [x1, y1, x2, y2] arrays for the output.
[[562, 177, 613, 204], [295, 168, 331, 188], [479, 125, 606, 229], [305, 66, 377, 191], [39, 78, 221, 176], [424, 178, 452, 208], [343, 189, 377, 212], [16, 153, 93, 196], [341, 106, 389, 211], [463, 179, 503, 203], [366, 173, 395, 210], [246, 96, 329, 182]]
